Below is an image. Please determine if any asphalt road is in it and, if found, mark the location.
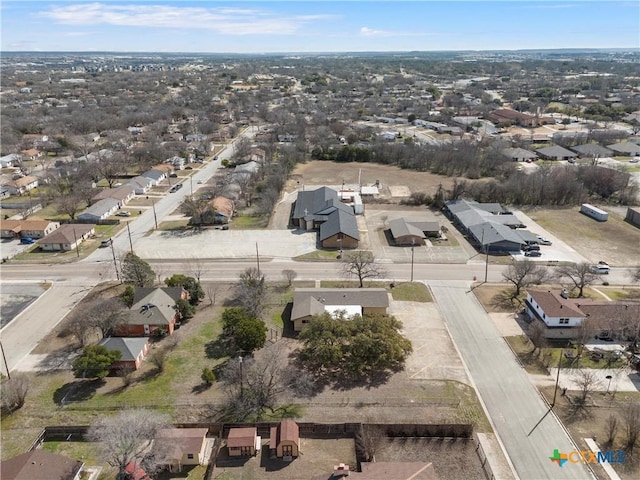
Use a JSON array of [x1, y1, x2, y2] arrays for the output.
[[430, 282, 593, 480]]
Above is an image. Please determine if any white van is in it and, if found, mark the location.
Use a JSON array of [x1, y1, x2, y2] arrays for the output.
[[591, 264, 610, 274]]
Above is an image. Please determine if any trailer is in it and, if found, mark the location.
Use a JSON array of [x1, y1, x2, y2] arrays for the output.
[[580, 203, 608, 222]]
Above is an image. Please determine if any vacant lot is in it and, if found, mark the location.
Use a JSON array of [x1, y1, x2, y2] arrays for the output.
[[287, 161, 457, 199], [525, 207, 640, 266]]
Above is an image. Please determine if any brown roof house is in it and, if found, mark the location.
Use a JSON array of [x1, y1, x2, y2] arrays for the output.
[[227, 427, 259, 457], [524, 289, 639, 340], [1, 450, 84, 480], [154, 428, 210, 472], [38, 224, 95, 252], [291, 288, 389, 332], [206, 196, 235, 224], [115, 288, 181, 337], [0, 218, 60, 239], [1, 175, 39, 195], [269, 419, 300, 459]]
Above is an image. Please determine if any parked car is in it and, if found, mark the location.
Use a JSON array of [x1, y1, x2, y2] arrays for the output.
[[630, 157, 639, 163], [524, 250, 542, 257], [99, 238, 113, 248], [536, 236, 552, 245], [213, 155, 219, 161], [169, 173, 178, 178], [115, 211, 131, 217], [522, 244, 540, 252], [20, 237, 35, 244], [591, 264, 610, 274], [169, 183, 183, 193]]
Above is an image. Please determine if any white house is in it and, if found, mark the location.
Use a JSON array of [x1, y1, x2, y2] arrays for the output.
[[38, 224, 96, 252], [141, 168, 165, 186], [126, 176, 153, 194], [77, 198, 119, 222], [525, 290, 585, 329], [1, 176, 39, 195], [0, 154, 21, 168]]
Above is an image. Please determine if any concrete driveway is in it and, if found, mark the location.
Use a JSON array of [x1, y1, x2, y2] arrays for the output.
[[135, 228, 317, 260]]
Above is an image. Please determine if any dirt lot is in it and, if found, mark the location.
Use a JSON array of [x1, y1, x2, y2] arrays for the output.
[[525, 207, 640, 267], [286, 161, 457, 199]]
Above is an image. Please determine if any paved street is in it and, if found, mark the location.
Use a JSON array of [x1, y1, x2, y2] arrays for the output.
[[430, 282, 593, 480]]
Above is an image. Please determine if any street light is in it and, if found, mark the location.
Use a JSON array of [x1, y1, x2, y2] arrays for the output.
[[605, 375, 613, 394]]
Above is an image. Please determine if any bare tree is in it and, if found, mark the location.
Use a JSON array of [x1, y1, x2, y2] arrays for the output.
[[282, 269, 297, 287], [340, 251, 387, 288], [67, 316, 94, 347], [86, 409, 168, 479], [624, 403, 640, 456], [527, 321, 547, 355], [233, 268, 267, 318], [187, 256, 206, 283], [1, 374, 29, 413], [56, 192, 85, 220], [629, 267, 640, 284], [574, 369, 600, 409], [555, 262, 596, 297], [502, 259, 549, 298], [204, 283, 220, 306], [87, 297, 126, 337], [148, 348, 169, 374], [605, 414, 619, 448]]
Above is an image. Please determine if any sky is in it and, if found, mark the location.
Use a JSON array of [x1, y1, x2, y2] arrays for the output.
[[1, 1, 638, 53]]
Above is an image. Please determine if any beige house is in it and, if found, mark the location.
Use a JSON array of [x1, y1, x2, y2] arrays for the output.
[[38, 224, 95, 251], [0, 218, 60, 239], [227, 427, 258, 457], [291, 288, 390, 332], [155, 428, 210, 471], [269, 419, 300, 458]]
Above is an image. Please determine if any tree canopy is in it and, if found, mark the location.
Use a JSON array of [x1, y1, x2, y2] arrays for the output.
[[221, 307, 267, 354], [72, 345, 121, 379], [121, 252, 155, 287], [298, 312, 412, 379], [165, 274, 204, 305]]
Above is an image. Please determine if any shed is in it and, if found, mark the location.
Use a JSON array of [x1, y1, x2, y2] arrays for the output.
[[269, 419, 300, 459], [227, 427, 258, 457]]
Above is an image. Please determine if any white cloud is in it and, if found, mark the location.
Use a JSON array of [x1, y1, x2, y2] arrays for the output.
[[38, 3, 338, 35], [360, 26, 433, 38]]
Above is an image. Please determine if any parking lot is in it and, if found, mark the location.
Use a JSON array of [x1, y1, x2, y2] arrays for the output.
[[0, 238, 34, 260]]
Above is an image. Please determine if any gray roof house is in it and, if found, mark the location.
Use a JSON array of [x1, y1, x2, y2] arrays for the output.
[[126, 175, 153, 194], [292, 187, 359, 249], [77, 198, 119, 222], [536, 145, 577, 161], [99, 337, 150, 370], [570, 144, 613, 158], [445, 199, 526, 253], [388, 218, 440, 246], [291, 288, 389, 331], [115, 288, 181, 336], [607, 142, 640, 156], [141, 168, 166, 185], [502, 147, 538, 162]]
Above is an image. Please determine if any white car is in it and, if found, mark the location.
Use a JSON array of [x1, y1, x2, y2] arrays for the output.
[[630, 157, 640, 164], [536, 236, 552, 245]]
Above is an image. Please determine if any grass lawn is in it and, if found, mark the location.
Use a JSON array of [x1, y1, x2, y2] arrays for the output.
[[390, 282, 432, 302], [320, 280, 390, 288], [525, 207, 640, 266], [230, 214, 268, 229], [293, 249, 341, 262], [158, 219, 190, 231], [596, 287, 640, 301]]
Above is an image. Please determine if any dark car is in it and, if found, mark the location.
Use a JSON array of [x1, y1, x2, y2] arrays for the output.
[[522, 244, 540, 252], [169, 183, 183, 193], [524, 250, 542, 257], [20, 237, 36, 244], [99, 238, 113, 248]]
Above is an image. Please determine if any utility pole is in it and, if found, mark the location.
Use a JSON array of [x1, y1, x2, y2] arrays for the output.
[[126, 222, 133, 254], [256, 242, 261, 276], [152, 200, 158, 230], [239, 355, 244, 398], [110, 239, 120, 283], [0, 340, 11, 380], [72, 227, 80, 259], [410, 240, 415, 282]]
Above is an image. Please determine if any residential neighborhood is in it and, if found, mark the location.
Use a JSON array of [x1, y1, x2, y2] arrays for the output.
[[1, 40, 640, 480]]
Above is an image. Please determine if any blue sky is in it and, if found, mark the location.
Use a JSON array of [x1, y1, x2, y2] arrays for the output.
[[1, 1, 638, 52]]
